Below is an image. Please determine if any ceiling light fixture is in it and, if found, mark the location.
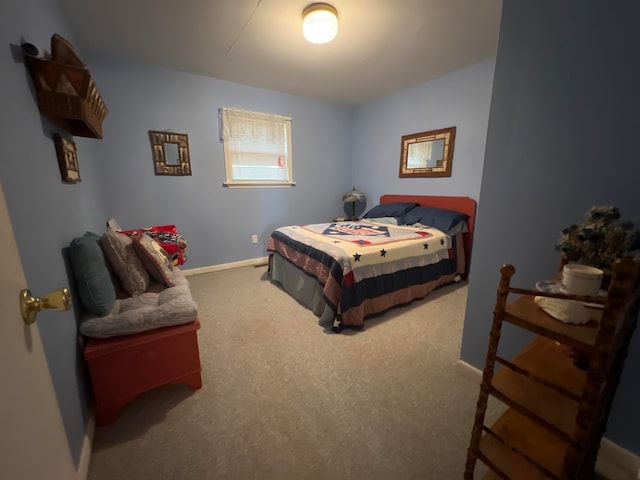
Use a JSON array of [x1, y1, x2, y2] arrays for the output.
[[302, 3, 338, 45]]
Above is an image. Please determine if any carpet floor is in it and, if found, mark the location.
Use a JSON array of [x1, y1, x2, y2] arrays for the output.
[[85, 265, 627, 479]]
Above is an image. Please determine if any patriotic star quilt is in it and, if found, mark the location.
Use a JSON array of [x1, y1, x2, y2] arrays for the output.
[[267, 220, 463, 329]]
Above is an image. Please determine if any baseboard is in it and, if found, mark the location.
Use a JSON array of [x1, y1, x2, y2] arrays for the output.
[[455, 359, 640, 479], [76, 414, 95, 480], [455, 358, 484, 385], [182, 256, 269, 276], [598, 438, 640, 480]]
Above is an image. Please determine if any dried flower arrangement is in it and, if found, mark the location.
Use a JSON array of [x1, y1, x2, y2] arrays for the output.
[[555, 206, 639, 270]]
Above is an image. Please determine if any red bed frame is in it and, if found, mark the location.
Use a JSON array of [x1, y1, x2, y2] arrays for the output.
[[380, 194, 477, 278]]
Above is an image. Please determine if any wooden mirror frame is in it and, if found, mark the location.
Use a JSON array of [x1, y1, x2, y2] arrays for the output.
[[149, 130, 192, 176], [399, 126, 456, 178]]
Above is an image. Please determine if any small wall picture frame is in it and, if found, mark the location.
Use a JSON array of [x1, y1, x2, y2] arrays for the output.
[[54, 134, 81, 183], [148, 130, 192, 176]]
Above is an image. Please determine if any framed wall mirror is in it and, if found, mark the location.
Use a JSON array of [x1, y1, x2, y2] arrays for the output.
[[149, 130, 192, 176], [399, 126, 456, 178]]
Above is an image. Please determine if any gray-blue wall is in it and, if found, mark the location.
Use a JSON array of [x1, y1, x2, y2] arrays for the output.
[[85, 57, 353, 268], [1, 0, 108, 465], [461, 1, 640, 453], [350, 58, 495, 205]]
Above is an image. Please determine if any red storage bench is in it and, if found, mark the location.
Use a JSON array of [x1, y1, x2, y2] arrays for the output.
[[84, 319, 202, 426], [70, 225, 199, 426]]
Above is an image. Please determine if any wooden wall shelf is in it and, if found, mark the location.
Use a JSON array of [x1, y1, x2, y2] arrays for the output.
[[24, 34, 108, 139]]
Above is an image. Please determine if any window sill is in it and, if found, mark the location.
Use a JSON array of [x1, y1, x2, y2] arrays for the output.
[[223, 181, 296, 189]]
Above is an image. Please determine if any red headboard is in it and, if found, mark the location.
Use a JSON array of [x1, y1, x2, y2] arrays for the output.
[[380, 194, 477, 278]]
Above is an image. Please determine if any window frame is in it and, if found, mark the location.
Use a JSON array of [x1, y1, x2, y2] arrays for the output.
[[219, 107, 295, 188]]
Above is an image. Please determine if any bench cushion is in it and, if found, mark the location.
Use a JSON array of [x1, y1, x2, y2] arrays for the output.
[[79, 268, 198, 338]]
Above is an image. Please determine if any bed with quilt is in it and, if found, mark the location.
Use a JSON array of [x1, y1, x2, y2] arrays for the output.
[[267, 194, 477, 331]]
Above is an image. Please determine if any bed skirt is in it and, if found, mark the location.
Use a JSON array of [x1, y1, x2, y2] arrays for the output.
[[269, 252, 337, 327]]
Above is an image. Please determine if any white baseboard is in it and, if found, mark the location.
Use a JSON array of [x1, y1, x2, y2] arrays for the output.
[[76, 414, 95, 480], [455, 359, 640, 479], [182, 256, 269, 276], [598, 438, 640, 480], [455, 358, 484, 385]]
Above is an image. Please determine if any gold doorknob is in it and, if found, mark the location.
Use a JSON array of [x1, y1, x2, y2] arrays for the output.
[[20, 288, 71, 325]]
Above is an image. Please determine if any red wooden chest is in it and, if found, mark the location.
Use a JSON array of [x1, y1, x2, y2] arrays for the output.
[[84, 319, 202, 426]]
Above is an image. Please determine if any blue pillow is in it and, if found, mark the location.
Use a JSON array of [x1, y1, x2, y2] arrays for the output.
[[400, 206, 469, 235], [68, 232, 116, 316], [363, 202, 420, 219]]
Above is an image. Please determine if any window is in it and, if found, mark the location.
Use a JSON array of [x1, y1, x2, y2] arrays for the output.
[[219, 107, 294, 188]]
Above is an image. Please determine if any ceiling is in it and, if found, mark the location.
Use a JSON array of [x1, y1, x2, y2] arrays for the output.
[[57, 0, 503, 106]]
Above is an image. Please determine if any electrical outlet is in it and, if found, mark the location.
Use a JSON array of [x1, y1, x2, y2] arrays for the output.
[[251, 234, 258, 244]]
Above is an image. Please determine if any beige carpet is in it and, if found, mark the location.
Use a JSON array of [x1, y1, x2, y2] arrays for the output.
[[85, 266, 501, 479]]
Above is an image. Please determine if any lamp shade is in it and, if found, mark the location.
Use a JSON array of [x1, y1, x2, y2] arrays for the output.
[[302, 3, 338, 44], [342, 187, 366, 219]]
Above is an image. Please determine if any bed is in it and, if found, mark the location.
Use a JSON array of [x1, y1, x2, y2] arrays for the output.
[[267, 194, 477, 331]]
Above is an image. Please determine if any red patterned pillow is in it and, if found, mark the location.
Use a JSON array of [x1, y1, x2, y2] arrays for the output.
[[132, 233, 175, 287]]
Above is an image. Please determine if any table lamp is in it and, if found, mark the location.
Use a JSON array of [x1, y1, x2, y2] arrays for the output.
[[342, 186, 366, 220]]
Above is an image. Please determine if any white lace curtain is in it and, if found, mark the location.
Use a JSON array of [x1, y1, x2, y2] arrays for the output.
[[219, 107, 294, 185], [219, 107, 291, 145]]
